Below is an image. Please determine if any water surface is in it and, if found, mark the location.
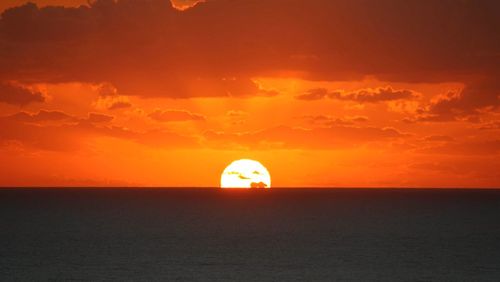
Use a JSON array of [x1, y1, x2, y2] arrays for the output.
[[1, 188, 500, 281]]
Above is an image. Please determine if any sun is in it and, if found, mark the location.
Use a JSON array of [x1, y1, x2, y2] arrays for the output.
[[220, 159, 271, 189]]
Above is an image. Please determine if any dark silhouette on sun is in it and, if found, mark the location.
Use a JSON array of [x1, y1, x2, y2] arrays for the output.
[[250, 182, 267, 188]]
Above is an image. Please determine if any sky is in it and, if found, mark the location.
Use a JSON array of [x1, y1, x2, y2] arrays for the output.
[[0, 0, 499, 187]]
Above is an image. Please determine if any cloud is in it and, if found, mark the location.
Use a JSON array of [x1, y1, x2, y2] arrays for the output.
[[0, 0, 497, 101], [0, 110, 198, 151], [5, 110, 113, 124], [6, 110, 73, 122], [296, 87, 420, 103], [107, 101, 132, 110], [296, 88, 329, 101], [93, 85, 133, 110], [0, 82, 45, 106], [0, 1, 280, 98], [0, 1, 88, 13], [85, 112, 114, 123], [204, 124, 408, 150], [408, 79, 500, 122], [149, 109, 206, 122], [302, 115, 369, 126], [109, 76, 277, 98]]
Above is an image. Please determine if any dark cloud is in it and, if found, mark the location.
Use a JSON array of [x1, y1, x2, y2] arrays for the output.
[[296, 88, 329, 101], [332, 87, 420, 103], [97, 83, 118, 97], [93, 83, 132, 109], [296, 87, 420, 103], [7, 109, 73, 122], [149, 109, 206, 122], [85, 112, 114, 123], [107, 100, 132, 110], [93, 94, 133, 111], [0, 82, 44, 106], [0, 0, 498, 102], [413, 79, 500, 122], [5, 110, 112, 124]]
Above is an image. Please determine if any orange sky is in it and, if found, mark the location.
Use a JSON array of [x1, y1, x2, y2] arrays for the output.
[[0, 0, 499, 187]]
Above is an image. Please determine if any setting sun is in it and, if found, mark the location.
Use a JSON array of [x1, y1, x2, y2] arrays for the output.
[[220, 159, 271, 189]]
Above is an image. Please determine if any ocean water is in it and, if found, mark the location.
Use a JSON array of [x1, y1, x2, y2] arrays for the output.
[[1, 188, 500, 281]]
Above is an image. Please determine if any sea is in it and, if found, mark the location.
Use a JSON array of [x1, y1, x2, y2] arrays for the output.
[[1, 188, 500, 281]]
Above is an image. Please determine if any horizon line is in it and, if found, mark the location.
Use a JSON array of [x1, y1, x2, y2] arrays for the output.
[[1, 186, 500, 190]]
